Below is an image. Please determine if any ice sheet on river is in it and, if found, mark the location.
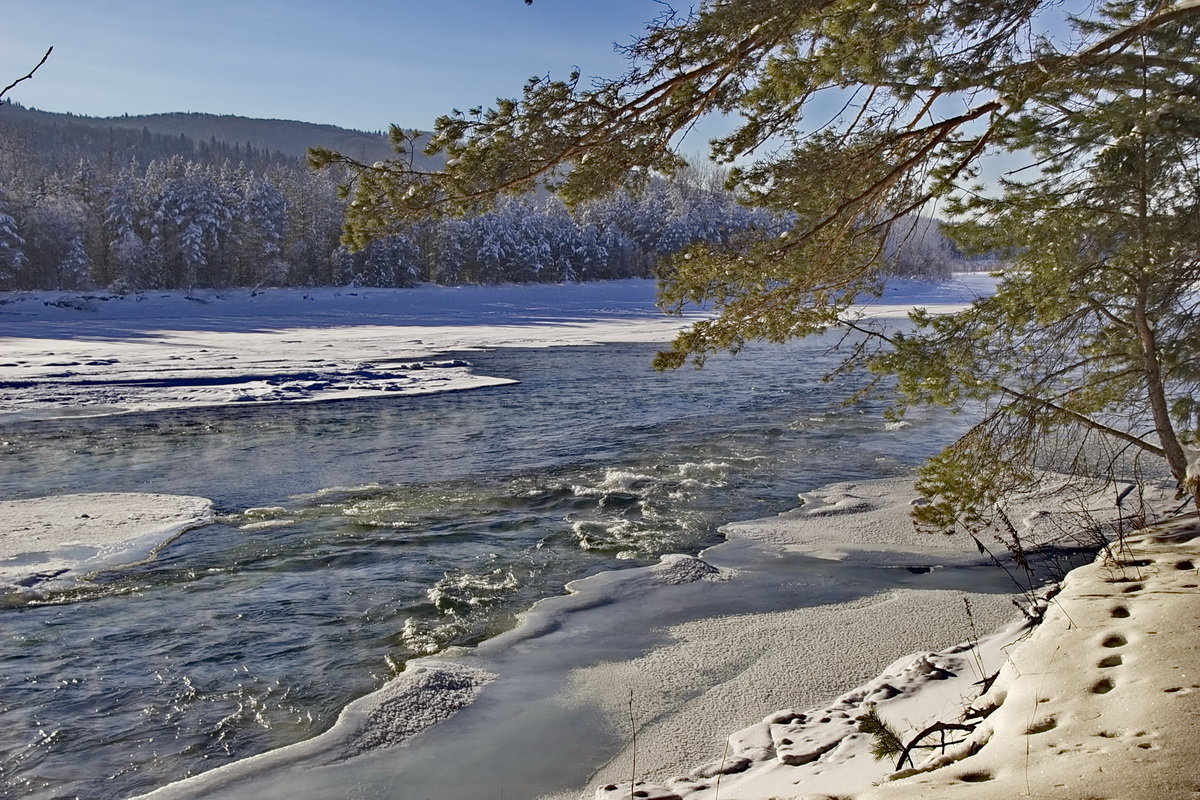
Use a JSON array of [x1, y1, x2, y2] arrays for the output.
[[0, 492, 213, 594], [0, 277, 996, 420], [0, 281, 683, 419]]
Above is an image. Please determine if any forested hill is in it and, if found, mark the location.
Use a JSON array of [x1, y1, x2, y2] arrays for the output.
[[0, 104, 294, 175], [0, 103, 432, 170], [85, 110, 437, 168], [0, 102, 966, 292]]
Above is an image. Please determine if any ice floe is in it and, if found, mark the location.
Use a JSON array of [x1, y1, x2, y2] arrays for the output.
[[0, 492, 213, 595]]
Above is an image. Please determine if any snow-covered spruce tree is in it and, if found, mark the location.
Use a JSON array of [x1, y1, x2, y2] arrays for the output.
[[360, 234, 421, 286], [58, 235, 92, 290], [105, 167, 149, 290], [312, 0, 1200, 516], [0, 196, 27, 288], [273, 167, 344, 286], [233, 176, 289, 286], [150, 161, 232, 288], [23, 192, 91, 289]]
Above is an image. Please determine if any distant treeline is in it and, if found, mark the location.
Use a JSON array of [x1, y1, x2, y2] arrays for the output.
[[0, 103, 971, 291]]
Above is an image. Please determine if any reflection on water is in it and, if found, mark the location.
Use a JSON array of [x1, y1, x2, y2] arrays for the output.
[[0, 339, 971, 800]]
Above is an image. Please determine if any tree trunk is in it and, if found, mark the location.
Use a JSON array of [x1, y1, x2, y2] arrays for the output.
[[1133, 290, 1189, 487]]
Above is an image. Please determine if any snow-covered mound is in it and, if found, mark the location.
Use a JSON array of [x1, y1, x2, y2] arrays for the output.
[[860, 514, 1200, 800]]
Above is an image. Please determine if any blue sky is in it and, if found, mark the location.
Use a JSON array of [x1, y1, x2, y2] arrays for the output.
[[1, 0, 670, 132]]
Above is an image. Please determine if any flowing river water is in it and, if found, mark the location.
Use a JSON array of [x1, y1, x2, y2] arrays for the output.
[[0, 337, 980, 800]]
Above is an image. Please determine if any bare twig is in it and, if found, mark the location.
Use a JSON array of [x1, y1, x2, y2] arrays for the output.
[[962, 597, 988, 681], [894, 721, 977, 770], [713, 736, 730, 800], [1, 46, 53, 101], [629, 689, 638, 800]]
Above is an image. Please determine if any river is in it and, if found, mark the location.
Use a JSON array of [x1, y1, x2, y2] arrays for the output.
[[0, 336, 975, 800]]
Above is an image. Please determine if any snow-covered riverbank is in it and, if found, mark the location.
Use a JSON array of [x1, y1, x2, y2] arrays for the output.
[[7, 470, 1188, 800], [117, 477, 1024, 800], [564, 484, 1194, 800]]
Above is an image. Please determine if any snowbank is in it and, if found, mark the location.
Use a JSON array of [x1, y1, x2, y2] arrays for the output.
[[0, 492, 213, 594], [861, 513, 1200, 800], [540, 477, 1021, 800], [582, 509, 1200, 800]]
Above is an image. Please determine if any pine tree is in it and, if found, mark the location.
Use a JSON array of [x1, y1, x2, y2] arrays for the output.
[[105, 166, 148, 289], [358, 234, 420, 286], [234, 176, 289, 285], [274, 167, 343, 285], [312, 0, 1200, 511], [878, 0, 1200, 525], [151, 162, 231, 288], [59, 235, 91, 289]]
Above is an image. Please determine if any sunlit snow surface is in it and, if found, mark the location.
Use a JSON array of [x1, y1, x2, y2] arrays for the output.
[[0, 277, 994, 420]]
